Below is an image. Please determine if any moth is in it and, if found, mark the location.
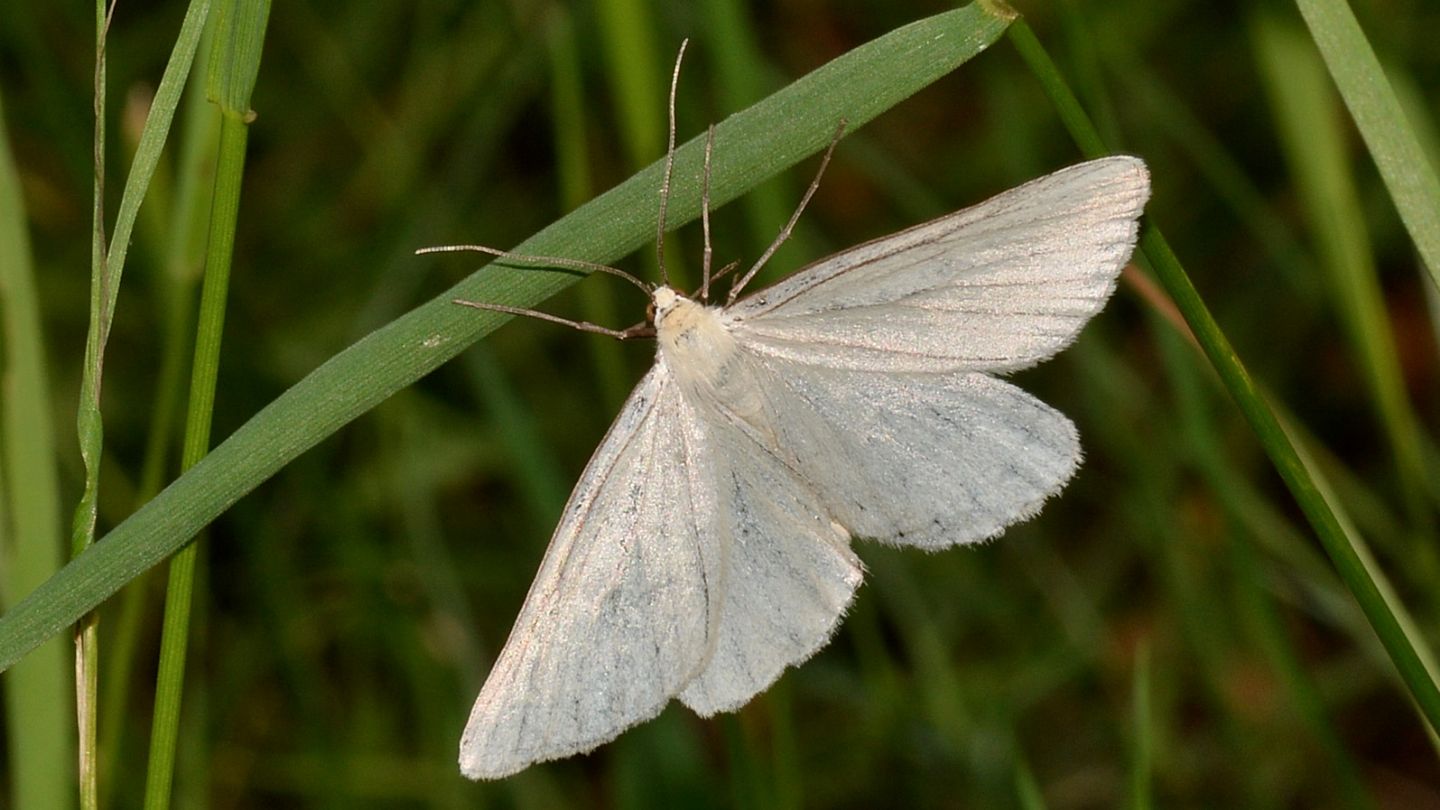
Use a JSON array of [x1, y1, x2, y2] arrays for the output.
[[426, 45, 1150, 780]]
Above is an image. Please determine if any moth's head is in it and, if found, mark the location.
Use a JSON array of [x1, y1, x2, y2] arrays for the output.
[[649, 286, 718, 344], [649, 285, 684, 325]]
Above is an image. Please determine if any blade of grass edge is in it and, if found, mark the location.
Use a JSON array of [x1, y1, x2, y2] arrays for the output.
[[0, 2, 1015, 671], [1006, 13, 1440, 735], [1291, 0, 1440, 292]]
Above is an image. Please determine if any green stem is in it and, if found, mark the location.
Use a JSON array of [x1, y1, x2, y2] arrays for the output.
[[69, 1, 214, 804], [1008, 14, 1440, 735], [142, 108, 250, 810], [75, 3, 109, 806]]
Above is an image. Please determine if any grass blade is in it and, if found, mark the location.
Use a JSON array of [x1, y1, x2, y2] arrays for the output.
[[74, 4, 110, 804], [0, 85, 71, 810], [0, 2, 1014, 672], [1252, 11, 1435, 541], [1007, 13, 1440, 736], [1291, 0, 1440, 290], [143, 1, 270, 808], [71, 2, 212, 803], [72, 0, 212, 566]]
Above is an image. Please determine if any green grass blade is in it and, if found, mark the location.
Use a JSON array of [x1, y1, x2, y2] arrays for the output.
[[1157, 326, 1375, 809], [72, 4, 211, 802], [1007, 12, 1440, 737], [144, 2, 270, 808], [75, 5, 109, 804], [0, 86, 71, 810], [1252, 12, 1435, 540], [1291, 0, 1440, 290], [0, 2, 1014, 671], [98, 0, 212, 333], [72, 0, 211, 550], [99, 27, 220, 803]]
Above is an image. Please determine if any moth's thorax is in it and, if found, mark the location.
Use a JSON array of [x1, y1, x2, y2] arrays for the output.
[[653, 286, 733, 373], [652, 287, 762, 420]]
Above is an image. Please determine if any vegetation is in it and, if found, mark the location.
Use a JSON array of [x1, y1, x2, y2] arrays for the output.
[[1, 0, 1437, 806]]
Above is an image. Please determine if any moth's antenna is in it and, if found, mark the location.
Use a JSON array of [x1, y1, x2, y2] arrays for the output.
[[699, 124, 716, 301], [452, 299, 655, 341], [655, 38, 689, 288], [416, 244, 652, 294], [728, 120, 848, 305]]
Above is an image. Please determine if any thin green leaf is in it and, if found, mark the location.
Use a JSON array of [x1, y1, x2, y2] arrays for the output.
[[1291, 0, 1440, 291], [1007, 14, 1440, 736], [0, 2, 1014, 672], [1252, 11, 1434, 541], [0, 85, 71, 810], [69, 13, 212, 785], [144, 2, 270, 808]]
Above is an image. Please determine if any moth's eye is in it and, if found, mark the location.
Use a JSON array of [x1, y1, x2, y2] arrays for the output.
[[646, 301, 657, 323]]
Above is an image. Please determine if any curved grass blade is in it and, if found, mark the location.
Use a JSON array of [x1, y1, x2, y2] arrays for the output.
[[71, 3, 212, 803], [1291, 0, 1440, 292], [0, 2, 1015, 672], [1007, 13, 1440, 735], [1252, 11, 1435, 544]]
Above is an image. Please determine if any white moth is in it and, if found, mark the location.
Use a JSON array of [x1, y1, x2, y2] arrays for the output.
[[436, 50, 1150, 781]]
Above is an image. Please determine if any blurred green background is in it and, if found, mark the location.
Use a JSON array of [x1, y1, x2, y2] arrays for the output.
[[2, 0, 1440, 807]]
